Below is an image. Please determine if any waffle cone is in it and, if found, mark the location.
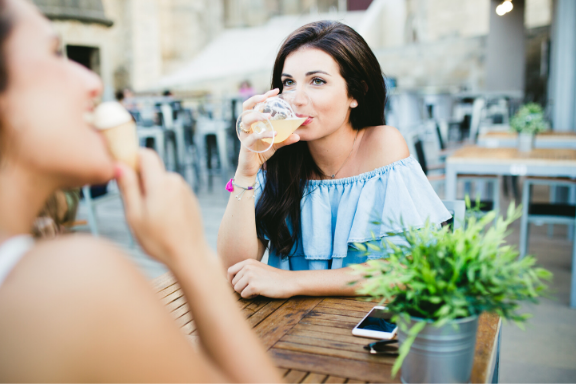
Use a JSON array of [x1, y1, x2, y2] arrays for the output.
[[101, 121, 139, 170]]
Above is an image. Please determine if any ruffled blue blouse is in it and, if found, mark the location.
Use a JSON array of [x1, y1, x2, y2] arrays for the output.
[[254, 156, 451, 271]]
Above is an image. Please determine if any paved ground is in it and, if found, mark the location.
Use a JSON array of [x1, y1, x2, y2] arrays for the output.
[[75, 171, 576, 383]]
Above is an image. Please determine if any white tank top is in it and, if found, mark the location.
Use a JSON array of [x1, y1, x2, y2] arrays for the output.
[[0, 235, 34, 288]]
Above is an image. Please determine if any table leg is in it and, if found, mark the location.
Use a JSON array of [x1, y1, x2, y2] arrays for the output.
[[174, 123, 186, 173], [492, 328, 501, 383], [568, 185, 575, 241], [217, 129, 229, 177], [446, 163, 457, 201], [570, 225, 576, 308], [157, 130, 166, 165], [548, 185, 556, 237]]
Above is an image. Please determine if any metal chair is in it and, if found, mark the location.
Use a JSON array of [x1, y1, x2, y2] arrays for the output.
[[442, 200, 466, 231], [195, 116, 230, 177], [519, 177, 576, 308], [80, 182, 134, 247], [413, 137, 500, 214], [137, 126, 165, 161]]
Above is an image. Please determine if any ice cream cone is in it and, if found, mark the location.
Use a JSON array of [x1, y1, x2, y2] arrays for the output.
[[93, 102, 139, 170], [100, 121, 139, 170]]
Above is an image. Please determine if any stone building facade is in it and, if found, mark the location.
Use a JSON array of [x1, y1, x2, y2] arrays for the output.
[[33, 0, 224, 97], [33, 0, 553, 99]]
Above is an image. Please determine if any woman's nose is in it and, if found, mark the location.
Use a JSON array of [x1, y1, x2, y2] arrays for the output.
[[85, 69, 103, 100], [71, 60, 103, 100], [293, 88, 310, 106]]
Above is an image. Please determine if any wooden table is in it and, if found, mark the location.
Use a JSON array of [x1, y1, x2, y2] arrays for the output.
[[477, 131, 576, 150], [445, 147, 576, 201], [152, 273, 501, 383]]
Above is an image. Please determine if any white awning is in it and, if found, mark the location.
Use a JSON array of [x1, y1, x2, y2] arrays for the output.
[[154, 11, 366, 92]]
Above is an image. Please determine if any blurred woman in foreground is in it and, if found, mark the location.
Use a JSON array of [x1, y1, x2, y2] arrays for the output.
[[0, 0, 280, 381]]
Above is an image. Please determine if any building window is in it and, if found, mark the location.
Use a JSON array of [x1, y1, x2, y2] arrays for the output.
[[66, 45, 101, 75]]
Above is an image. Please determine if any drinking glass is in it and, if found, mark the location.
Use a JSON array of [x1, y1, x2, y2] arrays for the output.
[[236, 92, 307, 153]]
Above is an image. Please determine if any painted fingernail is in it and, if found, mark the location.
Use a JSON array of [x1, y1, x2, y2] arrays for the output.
[[114, 165, 123, 179]]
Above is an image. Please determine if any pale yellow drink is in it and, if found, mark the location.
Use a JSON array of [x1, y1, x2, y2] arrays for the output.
[[261, 117, 306, 144]]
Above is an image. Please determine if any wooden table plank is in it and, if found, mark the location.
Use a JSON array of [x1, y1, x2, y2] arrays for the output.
[[281, 334, 385, 355], [471, 312, 501, 383], [245, 299, 287, 328], [270, 348, 398, 383], [291, 323, 373, 338], [324, 376, 347, 383], [151, 273, 499, 383], [288, 326, 374, 346], [304, 311, 364, 325], [448, 146, 576, 164], [274, 340, 394, 365], [284, 369, 310, 383], [253, 297, 323, 349], [312, 306, 368, 319], [301, 372, 328, 383]]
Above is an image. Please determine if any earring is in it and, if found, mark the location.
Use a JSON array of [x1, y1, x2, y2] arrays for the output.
[[351, 101, 358, 108]]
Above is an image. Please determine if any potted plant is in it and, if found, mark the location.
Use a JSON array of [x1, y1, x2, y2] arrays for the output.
[[352, 202, 551, 383], [510, 103, 549, 152]]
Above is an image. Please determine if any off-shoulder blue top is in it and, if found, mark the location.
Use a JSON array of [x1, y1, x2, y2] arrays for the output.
[[254, 156, 451, 271]]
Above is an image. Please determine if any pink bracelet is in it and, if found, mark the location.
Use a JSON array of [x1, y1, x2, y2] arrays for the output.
[[226, 178, 256, 200]]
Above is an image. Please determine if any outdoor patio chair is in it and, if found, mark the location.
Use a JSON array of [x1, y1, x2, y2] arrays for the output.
[[441, 200, 466, 231], [414, 137, 500, 214], [195, 116, 230, 177], [79, 182, 134, 247], [519, 177, 575, 308]]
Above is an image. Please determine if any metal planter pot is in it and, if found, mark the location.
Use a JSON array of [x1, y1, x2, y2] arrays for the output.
[[518, 132, 534, 152], [397, 316, 479, 384]]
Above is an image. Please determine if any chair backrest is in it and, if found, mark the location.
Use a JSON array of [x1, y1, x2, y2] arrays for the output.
[[435, 122, 446, 150], [160, 104, 174, 129], [413, 137, 429, 175], [442, 200, 466, 231], [469, 98, 486, 142]]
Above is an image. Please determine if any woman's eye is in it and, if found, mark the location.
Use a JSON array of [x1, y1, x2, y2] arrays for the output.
[[312, 78, 326, 86], [282, 79, 294, 87]]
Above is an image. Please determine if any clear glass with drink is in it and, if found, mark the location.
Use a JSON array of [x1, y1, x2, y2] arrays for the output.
[[236, 92, 306, 153]]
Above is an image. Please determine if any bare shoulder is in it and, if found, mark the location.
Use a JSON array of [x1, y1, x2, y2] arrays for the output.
[[0, 235, 171, 381], [4, 235, 143, 294], [359, 125, 410, 170], [0, 234, 151, 337]]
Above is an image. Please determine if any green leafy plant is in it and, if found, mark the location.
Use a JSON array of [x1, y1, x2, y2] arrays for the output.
[[510, 103, 549, 134], [351, 202, 552, 376]]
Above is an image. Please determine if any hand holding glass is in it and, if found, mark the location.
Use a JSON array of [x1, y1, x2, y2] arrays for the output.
[[236, 92, 306, 153]]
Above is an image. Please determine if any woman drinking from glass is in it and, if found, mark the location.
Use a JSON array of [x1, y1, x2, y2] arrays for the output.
[[219, 21, 451, 299]]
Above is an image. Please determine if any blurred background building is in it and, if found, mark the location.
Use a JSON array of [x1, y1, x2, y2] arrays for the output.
[[32, 0, 566, 121]]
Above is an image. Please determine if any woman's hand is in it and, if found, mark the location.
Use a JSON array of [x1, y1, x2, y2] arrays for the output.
[[116, 149, 209, 268], [227, 259, 297, 299], [236, 88, 301, 178]]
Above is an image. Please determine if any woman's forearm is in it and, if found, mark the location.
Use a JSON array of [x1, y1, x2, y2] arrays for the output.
[[216, 173, 262, 268], [290, 267, 365, 296], [169, 245, 281, 383]]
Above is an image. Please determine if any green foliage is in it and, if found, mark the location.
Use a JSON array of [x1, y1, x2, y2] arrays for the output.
[[510, 103, 549, 134], [351, 202, 552, 376]]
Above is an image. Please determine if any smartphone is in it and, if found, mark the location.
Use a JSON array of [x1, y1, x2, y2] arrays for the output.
[[352, 306, 397, 339]]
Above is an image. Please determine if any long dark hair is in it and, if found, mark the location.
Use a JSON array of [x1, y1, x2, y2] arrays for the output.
[[0, 0, 12, 92], [255, 21, 387, 256]]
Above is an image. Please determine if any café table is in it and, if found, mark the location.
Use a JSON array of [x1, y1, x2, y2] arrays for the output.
[[477, 131, 576, 150], [152, 273, 501, 383], [445, 147, 576, 201]]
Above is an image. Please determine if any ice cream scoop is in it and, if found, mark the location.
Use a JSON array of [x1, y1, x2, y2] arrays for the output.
[[93, 101, 139, 170]]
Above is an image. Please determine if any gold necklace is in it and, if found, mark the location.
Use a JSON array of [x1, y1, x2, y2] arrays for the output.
[[324, 130, 359, 179]]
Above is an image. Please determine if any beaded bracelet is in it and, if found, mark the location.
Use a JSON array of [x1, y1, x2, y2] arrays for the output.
[[225, 178, 257, 200]]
